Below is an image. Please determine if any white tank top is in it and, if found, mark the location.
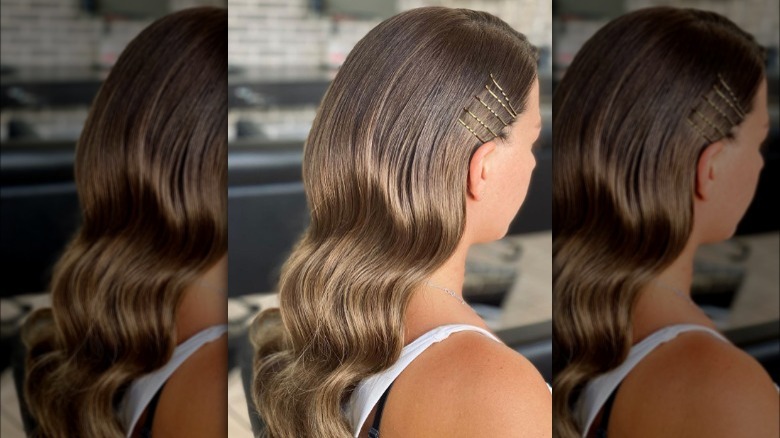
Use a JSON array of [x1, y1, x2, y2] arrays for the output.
[[575, 324, 728, 435], [117, 324, 228, 437], [345, 324, 502, 437]]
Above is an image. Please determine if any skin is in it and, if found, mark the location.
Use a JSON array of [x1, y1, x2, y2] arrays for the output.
[[606, 78, 779, 437], [359, 78, 551, 437], [132, 255, 228, 438]]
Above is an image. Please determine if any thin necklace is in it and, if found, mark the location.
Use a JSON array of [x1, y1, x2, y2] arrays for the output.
[[655, 280, 695, 305], [425, 281, 469, 306]]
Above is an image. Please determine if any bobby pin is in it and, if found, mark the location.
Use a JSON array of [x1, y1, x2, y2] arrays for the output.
[[475, 96, 509, 126], [713, 84, 745, 120], [490, 73, 519, 117], [485, 85, 517, 120], [458, 118, 487, 143], [704, 95, 737, 126], [717, 74, 746, 118], [691, 109, 725, 138], [686, 118, 713, 143], [463, 108, 497, 137]]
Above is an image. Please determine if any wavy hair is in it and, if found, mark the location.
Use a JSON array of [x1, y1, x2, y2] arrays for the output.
[[22, 7, 227, 437], [551, 7, 764, 437], [250, 6, 538, 437]]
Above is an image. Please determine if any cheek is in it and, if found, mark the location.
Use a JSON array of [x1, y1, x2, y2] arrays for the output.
[[514, 149, 536, 197], [738, 150, 764, 198], [503, 148, 535, 212], [722, 149, 763, 222], [484, 148, 536, 240], [749, 151, 764, 184]]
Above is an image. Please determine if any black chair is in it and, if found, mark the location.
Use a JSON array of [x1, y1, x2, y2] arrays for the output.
[[498, 320, 554, 383], [724, 321, 780, 382], [237, 329, 266, 437], [0, 142, 80, 297], [227, 141, 308, 298]]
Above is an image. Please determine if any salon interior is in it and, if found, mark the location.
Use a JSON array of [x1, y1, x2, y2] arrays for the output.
[[0, 0, 776, 437]]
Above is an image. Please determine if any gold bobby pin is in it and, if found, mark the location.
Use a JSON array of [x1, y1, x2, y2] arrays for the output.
[[713, 84, 745, 119], [717, 74, 746, 118], [463, 108, 497, 137], [691, 109, 725, 138], [490, 74, 519, 117], [485, 85, 516, 120], [475, 96, 509, 126], [686, 118, 713, 143], [458, 118, 487, 143], [704, 95, 737, 126]]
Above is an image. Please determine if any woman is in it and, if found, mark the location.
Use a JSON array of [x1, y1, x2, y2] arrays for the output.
[[22, 7, 227, 438], [552, 7, 778, 438], [251, 6, 551, 438]]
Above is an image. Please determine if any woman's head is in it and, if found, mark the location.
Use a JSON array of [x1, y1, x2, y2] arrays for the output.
[[554, 7, 765, 257], [304, 6, 539, 252], [24, 7, 226, 437], [252, 7, 538, 437], [552, 7, 765, 437]]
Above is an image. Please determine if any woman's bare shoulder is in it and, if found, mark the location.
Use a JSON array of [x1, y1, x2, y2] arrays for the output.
[[152, 333, 228, 438], [614, 330, 778, 438], [385, 331, 551, 437]]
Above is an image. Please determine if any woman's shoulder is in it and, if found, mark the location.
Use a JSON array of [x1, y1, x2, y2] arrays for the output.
[[386, 330, 551, 437], [613, 329, 778, 437]]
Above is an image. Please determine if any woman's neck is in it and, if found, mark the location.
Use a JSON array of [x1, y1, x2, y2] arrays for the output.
[[426, 241, 469, 300], [196, 254, 228, 293], [632, 238, 716, 343], [654, 241, 696, 297], [403, 238, 490, 344], [175, 255, 228, 344]]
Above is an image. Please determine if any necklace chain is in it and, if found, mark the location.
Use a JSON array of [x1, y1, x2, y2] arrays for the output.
[[425, 281, 468, 306], [655, 280, 695, 304]]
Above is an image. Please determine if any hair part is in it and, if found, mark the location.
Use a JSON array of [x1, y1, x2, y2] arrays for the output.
[[23, 7, 227, 437], [552, 7, 764, 437], [251, 6, 537, 437]]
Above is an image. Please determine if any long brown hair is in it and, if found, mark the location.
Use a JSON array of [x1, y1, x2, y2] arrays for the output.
[[22, 7, 227, 437], [250, 6, 538, 437], [552, 7, 764, 437]]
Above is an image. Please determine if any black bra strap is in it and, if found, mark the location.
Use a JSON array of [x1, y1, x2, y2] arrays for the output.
[[368, 381, 395, 438], [139, 382, 166, 438], [595, 382, 622, 438]]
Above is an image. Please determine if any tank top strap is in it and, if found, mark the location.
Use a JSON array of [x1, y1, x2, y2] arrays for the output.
[[576, 324, 727, 435], [347, 324, 501, 437], [118, 324, 228, 437]]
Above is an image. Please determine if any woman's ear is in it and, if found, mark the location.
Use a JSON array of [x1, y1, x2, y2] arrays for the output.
[[467, 141, 496, 201], [695, 141, 724, 201]]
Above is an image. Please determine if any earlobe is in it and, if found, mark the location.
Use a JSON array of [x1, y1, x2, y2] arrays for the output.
[[695, 141, 724, 201], [467, 141, 496, 201]]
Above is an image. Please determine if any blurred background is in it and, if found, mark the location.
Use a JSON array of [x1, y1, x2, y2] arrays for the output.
[[553, 0, 780, 401], [0, 1, 226, 436]]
